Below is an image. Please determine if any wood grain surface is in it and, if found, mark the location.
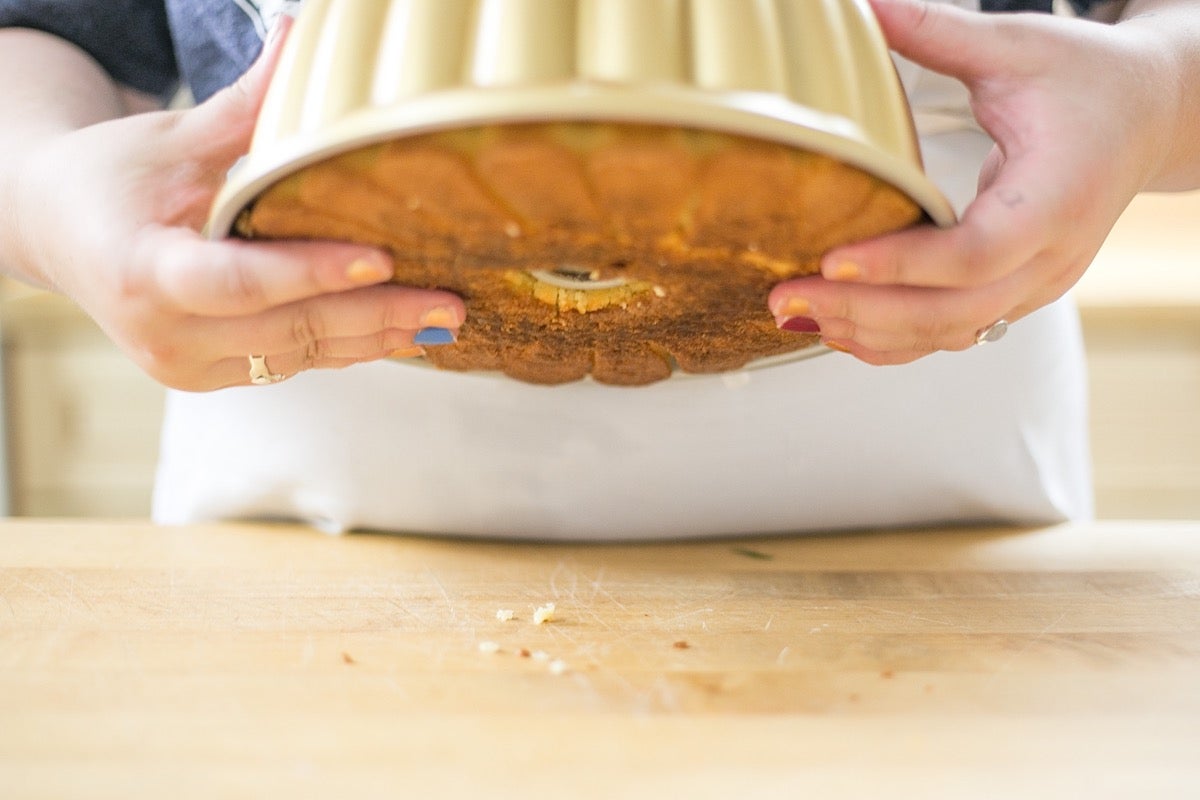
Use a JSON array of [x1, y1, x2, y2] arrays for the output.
[[1, 519, 1198, 799]]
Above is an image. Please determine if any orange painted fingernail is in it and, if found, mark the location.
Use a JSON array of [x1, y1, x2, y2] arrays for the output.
[[419, 306, 461, 329], [824, 340, 852, 354], [830, 260, 862, 281], [346, 257, 391, 284], [390, 346, 425, 360], [773, 296, 811, 318]]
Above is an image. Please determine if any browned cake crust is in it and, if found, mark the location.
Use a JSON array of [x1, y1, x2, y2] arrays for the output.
[[236, 123, 922, 385]]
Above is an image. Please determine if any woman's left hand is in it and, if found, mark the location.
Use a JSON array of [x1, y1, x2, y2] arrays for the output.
[[768, 0, 1187, 364]]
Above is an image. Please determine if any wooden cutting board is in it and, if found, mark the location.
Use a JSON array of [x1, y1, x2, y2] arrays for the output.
[[1, 519, 1198, 799]]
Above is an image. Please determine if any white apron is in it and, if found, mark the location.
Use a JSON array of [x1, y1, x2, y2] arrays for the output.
[[152, 0, 1092, 538]]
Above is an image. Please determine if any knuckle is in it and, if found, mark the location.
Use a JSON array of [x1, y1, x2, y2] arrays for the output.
[[123, 237, 168, 304], [222, 256, 268, 309], [290, 304, 325, 350], [301, 338, 326, 369], [820, 291, 855, 323], [873, 251, 910, 285], [908, 313, 958, 354], [132, 336, 197, 389], [375, 328, 406, 355], [956, 235, 1008, 288], [829, 317, 857, 343], [911, 0, 936, 33], [380, 295, 415, 332]]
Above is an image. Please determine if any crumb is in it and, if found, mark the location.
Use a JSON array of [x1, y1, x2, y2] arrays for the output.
[[531, 650, 551, 662], [672, 640, 689, 649], [731, 546, 773, 561], [881, 669, 894, 679], [341, 652, 356, 665], [496, 609, 515, 622], [518, 648, 531, 658], [533, 602, 556, 625], [548, 659, 568, 675], [478, 641, 501, 654], [848, 693, 861, 703]]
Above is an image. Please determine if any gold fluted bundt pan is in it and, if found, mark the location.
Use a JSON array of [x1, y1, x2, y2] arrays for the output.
[[208, 0, 955, 386]]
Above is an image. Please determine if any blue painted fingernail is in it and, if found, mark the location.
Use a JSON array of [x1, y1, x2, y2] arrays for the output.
[[414, 327, 456, 346]]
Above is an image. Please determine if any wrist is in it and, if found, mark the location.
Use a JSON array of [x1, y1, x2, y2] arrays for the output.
[[0, 157, 50, 291], [1117, 9, 1200, 190]]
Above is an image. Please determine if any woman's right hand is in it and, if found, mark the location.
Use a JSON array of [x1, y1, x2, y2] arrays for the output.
[[3, 19, 465, 391]]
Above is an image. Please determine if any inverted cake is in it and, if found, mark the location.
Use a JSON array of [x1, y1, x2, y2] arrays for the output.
[[208, 0, 954, 385], [235, 122, 922, 384]]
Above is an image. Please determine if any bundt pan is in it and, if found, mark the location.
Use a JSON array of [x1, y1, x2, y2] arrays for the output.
[[208, 0, 956, 386]]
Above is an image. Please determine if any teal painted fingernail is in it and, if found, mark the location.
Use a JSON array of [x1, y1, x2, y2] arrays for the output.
[[414, 327, 456, 346]]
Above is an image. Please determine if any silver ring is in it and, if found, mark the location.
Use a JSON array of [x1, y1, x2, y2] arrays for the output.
[[248, 354, 286, 385], [975, 319, 1009, 346]]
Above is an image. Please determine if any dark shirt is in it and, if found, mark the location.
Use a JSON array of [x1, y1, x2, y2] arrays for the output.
[[0, 0, 1102, 103]]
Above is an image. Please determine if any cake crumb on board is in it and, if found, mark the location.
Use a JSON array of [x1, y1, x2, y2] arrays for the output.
[[533, 603, 556, 625]]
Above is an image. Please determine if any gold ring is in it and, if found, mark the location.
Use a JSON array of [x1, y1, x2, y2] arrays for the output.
[[248, 354, 286, 385]]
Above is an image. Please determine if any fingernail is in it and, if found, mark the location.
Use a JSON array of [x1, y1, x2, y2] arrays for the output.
[[390, 346, 426, 360], [824, 340, 852, 353], [772, 296, 811, 318], [266, 10, 296, 43], [346, 256, 391, 284], [419, 306, 461, 329], [780, 316, 821, 334], [828, 260, 862, 281], [414, 327, 456, 346]]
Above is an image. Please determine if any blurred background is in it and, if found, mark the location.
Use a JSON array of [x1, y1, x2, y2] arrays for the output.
[[2, 189, 1198, 520]]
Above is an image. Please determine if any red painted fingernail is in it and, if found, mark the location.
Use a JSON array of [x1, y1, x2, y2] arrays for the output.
[[780, 316, 821, 334]]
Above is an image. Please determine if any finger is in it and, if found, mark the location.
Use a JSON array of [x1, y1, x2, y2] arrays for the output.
[[977, 144, 1006, 194], [206, 284, 463, 359], [816, 185, 1047, 290], [814, 314, 978, 355], [817, 338, 930, 367], [771, 274, 1024, 354], [812, 139, 1081, 291], [144, 227, 427, 315], [208, 333, 429, 389], [170, 14, 294, 161], [868, 0, 1038, 85]]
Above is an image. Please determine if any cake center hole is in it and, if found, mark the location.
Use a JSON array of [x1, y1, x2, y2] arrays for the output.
[[552, 265, 599, 282], [530, 267, 629, 292]]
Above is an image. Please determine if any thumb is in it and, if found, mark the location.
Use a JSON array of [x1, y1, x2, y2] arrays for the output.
[[172, 14, 294, 160], [868, 0, 1023, 85]]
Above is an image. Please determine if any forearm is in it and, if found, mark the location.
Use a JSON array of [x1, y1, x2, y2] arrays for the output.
[[1111, 0, 1200, 190], [0, 28, 157, 286]]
